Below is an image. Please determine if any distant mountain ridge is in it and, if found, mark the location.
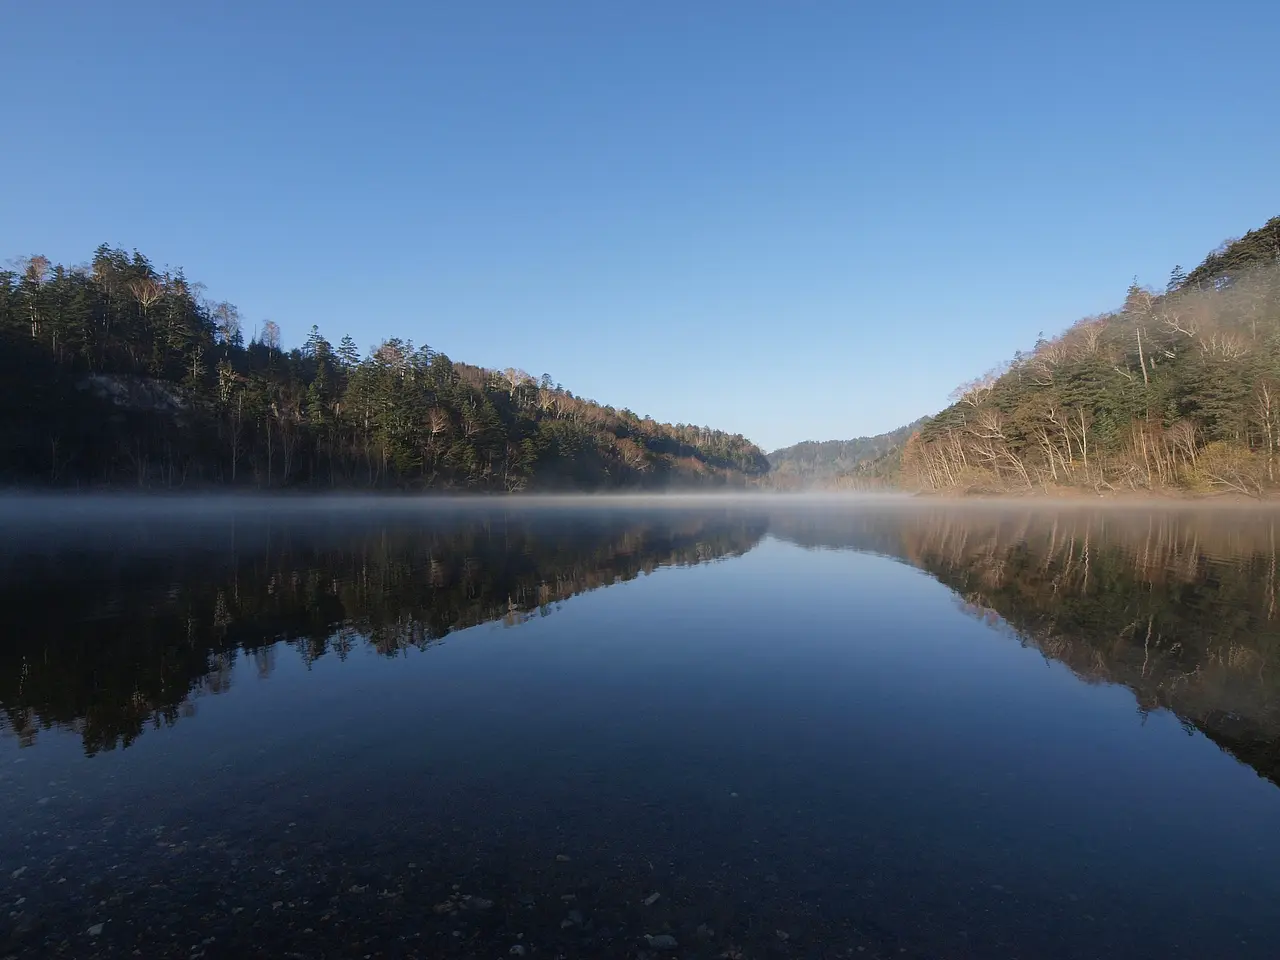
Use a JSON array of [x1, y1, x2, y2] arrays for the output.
[[766, 419, 925, 487]]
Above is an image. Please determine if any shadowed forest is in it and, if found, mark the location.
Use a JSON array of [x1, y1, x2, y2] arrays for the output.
[[0, 248, 768, 490]]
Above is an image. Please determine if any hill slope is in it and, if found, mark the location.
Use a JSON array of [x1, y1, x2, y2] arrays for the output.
[[0, 246, 769, 490], [900, 215, 1280, 495], [766, 420, 924, 488]]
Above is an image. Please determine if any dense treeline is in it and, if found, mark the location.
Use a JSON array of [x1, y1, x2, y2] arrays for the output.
[[900, 216, 1280, 495], [0, 246, 768, 489]]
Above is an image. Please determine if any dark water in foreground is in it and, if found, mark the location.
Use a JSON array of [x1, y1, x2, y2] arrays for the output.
[[3, 497, 1280, 960]]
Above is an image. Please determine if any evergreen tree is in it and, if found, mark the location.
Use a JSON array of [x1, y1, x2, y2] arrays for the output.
[[0, 245, 769, 490]]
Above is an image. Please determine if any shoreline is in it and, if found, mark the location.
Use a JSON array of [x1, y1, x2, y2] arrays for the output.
[[911, 486, 1266, 504], [0, 487, 1274, 512]]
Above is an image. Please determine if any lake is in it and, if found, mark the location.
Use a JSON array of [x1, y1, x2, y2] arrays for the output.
[[2, 496, 1279, 960]]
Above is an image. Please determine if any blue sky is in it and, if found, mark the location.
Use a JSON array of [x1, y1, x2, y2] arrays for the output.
[[2, 2, 1277, 452]]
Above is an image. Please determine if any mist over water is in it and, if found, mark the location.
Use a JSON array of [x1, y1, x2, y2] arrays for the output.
[[2, 495, 1279, 959]]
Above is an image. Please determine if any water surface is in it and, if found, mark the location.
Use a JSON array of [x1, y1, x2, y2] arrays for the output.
[[3, 498, 1279, 959]]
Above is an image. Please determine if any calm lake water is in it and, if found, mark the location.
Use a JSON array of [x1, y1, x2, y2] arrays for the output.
[[3, 496, 1280, 960]]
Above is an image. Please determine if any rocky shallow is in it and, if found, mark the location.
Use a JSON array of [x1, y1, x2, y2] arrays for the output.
[[2, 819, 919, 960]]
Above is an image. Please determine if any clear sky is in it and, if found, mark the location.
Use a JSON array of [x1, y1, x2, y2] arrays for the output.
[[2, 1, 1277, 451]]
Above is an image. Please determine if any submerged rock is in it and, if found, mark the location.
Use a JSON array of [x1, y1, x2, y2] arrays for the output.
[[645, 933, 678, 950]]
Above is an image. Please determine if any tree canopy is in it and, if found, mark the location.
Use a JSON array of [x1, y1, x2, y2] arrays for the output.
[[874, 215, 1280, 495], [0, 246, 768, 490]]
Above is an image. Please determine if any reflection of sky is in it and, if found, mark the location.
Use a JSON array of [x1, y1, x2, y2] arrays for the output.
[[4, 536, 1280, 957]]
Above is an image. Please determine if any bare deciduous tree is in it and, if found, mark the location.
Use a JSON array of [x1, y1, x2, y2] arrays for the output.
[[213, 301, 242, 345], [950, 370, 998, 407], [128, 277, 163, 315], [1254, 382, 1278, 482]]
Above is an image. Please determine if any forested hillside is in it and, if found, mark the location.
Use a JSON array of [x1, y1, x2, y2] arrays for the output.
[[766, 420, 924, 488], [902, 215, 1280, 495], [0, 246, 768, 490]]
